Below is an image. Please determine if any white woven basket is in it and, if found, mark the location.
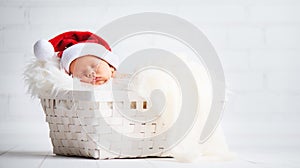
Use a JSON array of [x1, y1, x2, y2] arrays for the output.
[[40, 89, 172, 159]]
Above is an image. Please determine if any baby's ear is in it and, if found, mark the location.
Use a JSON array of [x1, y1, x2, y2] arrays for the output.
[[111, 67, 116, 78]]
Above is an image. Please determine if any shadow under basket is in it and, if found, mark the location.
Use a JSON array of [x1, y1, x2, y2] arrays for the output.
[[39, 90, 172, 159]]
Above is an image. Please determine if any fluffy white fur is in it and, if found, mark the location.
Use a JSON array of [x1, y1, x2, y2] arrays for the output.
[[24, 56, 73, 98], [23, 55, 234, 162]]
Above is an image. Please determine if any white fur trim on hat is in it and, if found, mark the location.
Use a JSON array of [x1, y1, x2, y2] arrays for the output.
[[60, 43, 119, 73]]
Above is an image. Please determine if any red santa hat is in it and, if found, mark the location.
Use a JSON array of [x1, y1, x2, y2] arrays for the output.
[[33, 31, 119, 73]]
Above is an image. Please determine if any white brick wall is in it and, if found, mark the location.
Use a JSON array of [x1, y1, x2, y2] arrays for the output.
[[0, 94, 9, 120], [0, 0, 299, 139], [249, 5, 300, 23], [0, 7, 26, 24], [266, 26, 300, 48], [178, 5, 246, 24], [29, 7, 108, 25], [249, 50, 300, 71], [227, 26, 265, 49]]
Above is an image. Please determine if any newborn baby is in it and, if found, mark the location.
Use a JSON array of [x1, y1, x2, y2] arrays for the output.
[[34, 31, 119, 85], [69, 55, 116, 85]]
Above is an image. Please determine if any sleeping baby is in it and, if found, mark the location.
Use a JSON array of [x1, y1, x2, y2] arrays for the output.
[[33, 31, 119, 85]]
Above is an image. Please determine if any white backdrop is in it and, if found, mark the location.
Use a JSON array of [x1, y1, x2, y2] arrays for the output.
[[0, 0, 299, 162]]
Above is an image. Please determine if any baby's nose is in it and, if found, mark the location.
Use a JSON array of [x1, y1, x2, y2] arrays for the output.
[[87, 71, 96, 78]]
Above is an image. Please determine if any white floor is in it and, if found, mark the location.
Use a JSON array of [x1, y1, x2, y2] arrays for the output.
[[0, 120, 299, 168]]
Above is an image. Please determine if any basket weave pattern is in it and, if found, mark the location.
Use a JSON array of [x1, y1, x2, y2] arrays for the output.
[[40, 91, 171, 159]]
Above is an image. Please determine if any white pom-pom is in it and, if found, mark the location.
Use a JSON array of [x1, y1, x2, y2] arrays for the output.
[[33, 39, 55, 60]]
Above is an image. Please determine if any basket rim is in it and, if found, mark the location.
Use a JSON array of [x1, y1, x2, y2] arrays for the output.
[[38, 89, 144, 102]]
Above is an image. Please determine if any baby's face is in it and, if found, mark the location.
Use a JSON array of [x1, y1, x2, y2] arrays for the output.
[[69, 55, 115, 85]]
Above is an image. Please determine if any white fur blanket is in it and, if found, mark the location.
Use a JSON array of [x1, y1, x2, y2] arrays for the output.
[[24, 56, 234, 162]]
